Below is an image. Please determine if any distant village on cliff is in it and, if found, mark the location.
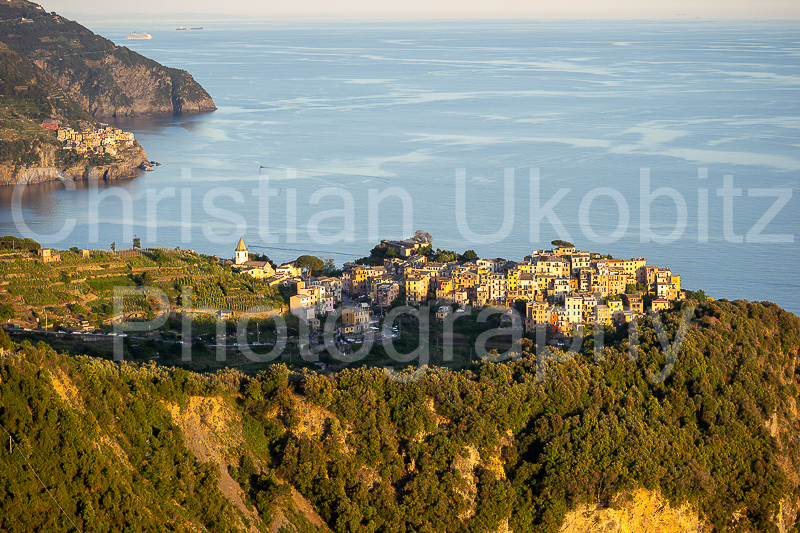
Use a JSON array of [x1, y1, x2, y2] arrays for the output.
[[225, 235, 686, 339]]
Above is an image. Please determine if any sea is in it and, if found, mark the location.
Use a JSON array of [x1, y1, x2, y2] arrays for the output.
[[1, 20, 798, 313]]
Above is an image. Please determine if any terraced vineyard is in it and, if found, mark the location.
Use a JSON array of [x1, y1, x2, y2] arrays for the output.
[[0, 248, 286, 330]]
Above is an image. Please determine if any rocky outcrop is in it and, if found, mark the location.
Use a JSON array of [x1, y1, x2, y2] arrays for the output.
[[0, 142, 148, 186], [558, 490, 711, 533], [41, 54, 217, 118]]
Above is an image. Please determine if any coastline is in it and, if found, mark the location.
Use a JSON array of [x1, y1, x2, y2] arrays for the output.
[[0, 143, 149, 187], [0, 165, 144, 187]]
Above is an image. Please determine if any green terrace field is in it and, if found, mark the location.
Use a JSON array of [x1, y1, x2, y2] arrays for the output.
[[0, 42, 93, 149], [0, 247, 529, 376], [0, 247, 286, 330]]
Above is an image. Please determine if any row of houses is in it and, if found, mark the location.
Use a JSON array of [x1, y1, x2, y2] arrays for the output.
[[227, 239, 687, 340], [287, 279, 344, 322], [290, 279, 371, 339], [47, 123, 136, 157], [340, 243, 685, 336], [227, 237, 305, 287], [228, 239, 348, 332]]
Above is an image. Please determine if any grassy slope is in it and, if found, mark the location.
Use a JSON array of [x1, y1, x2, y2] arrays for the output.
[[0, 248, 285, 327]]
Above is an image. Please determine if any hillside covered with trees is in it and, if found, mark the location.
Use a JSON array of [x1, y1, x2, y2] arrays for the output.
[[1, 299, 799, 532]]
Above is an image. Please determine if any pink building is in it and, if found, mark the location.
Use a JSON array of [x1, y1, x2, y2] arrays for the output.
[[376, 282, 399, 307]]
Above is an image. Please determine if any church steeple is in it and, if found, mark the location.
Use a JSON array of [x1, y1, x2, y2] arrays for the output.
[[234, 238, 249, 265]]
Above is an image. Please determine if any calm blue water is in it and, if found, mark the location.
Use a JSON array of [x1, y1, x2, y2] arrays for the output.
[[1, 21, 799, 312]]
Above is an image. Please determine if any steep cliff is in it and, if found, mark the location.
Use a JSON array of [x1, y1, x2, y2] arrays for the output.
[[0, 141, 148, 186], [37, 45, 217, 118], [0, 43, 148, 185], [0, 0, 216, 117]]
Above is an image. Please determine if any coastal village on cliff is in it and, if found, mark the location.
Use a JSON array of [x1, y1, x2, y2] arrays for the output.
[[20, 236, 686, 342], [41, 119, 136, 158], [225, 237, 685, 340]]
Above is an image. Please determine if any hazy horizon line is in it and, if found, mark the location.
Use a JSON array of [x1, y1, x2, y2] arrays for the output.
[[62, 13, 800, 23]]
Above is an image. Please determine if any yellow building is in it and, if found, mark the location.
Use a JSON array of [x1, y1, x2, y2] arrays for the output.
[[459, 271, 480, 290], [516, 260, 536, 274], [448, 266, 468, 288], [37, 248, 61, 263], [651, 298, 671, 312], [594, 304, 611, 326], [236, 261, 275, 279], [606, 299, 623, 322], [536, 256, 570, 277], [277, 262, 302, 278], [506, 268, 520, 292], [609, 258, 645, 279], [525, 301, 551, 333], [623, 294, 643, 313], [405, 274, 429, 305], [510, 272, 538, 301], [341, 306, 370, 335], [434, 277, 453, 301]]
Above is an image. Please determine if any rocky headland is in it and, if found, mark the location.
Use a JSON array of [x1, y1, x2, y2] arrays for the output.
[[0, 0, 215, 185]]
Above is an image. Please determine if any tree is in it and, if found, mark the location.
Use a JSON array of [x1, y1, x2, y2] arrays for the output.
[[436, 250, 458, 263], [413, 230, 433, 246], [686, 289, 707, 303], [0, 303, 14, 320], [70, 303, 88, 316], [0, 236, 40, 252], [551, 239, 574, 248], [323, 258, 337, 275], [461, 249, 479, 261], [110, 242, 116, 253], [295, 255, 324, 276], [0, 327, 9, 350], [150, 249, 169, 265], [133, 235, 141, 249]]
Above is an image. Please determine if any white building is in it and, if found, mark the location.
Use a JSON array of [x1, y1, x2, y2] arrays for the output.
[[234, 238, 248, 265]]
